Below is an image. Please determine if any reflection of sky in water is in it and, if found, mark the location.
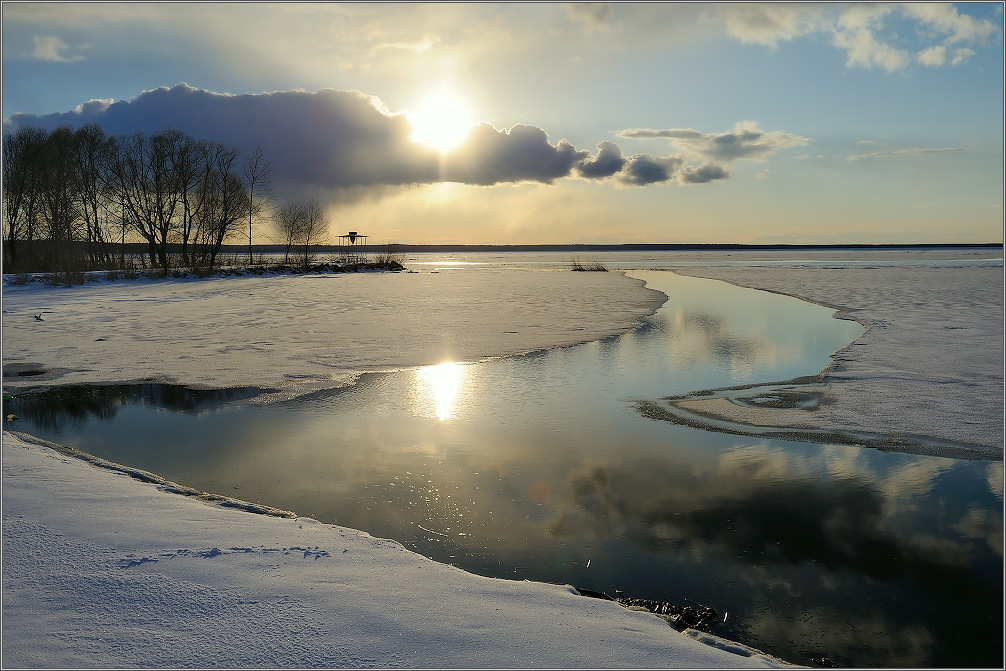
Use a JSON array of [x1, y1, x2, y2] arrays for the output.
[[7, 271, 1001, 668]]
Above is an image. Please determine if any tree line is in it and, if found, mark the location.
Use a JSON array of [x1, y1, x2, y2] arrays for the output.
[[3, 124, 332, 278]]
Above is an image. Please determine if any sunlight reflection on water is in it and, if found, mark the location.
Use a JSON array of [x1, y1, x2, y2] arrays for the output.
[[414, 361, 470, 421]]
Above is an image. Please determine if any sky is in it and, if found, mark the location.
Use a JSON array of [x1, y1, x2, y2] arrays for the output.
[[1, 2, 1003, 245]]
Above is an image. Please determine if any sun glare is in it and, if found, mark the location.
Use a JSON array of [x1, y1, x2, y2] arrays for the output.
[[409, 93, 475, 153], [416, 361, 467, 421]]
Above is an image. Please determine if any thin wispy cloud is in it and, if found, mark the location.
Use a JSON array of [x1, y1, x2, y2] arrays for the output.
[[372, 34, 441, 54], [847, 147, 966, 161], [563, 2, 615, 33], [618, 122, 809, 167], [30, 35, 85, 62]]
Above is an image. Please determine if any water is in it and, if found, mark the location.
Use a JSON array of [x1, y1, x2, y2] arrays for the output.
[[5, 262, 1003, 668]]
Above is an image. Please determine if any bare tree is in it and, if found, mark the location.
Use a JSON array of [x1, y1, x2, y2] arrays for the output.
[[36, 126, 85, 275], [274, 198, 329, 269], [4, 125, 266, 277], [241, 146, 272, 264], [297, 199, 328, 269], [108, 129, 186, 272], [275, 200, 304, 266], [172, 135, 208, 268], [73, 124, 115, 269], [2, 126, 46, 268], [193, 142, 249, 271]]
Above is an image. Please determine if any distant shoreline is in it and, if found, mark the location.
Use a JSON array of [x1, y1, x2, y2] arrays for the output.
[[221, 241, 1004, 254]]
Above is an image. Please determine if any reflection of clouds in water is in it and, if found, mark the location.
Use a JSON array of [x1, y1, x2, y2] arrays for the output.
[[743, 607, 936, 669], [550, 461, 627, 538], [813, 445, 951, 516], [716, 444, 815, 487], [536, 443, 999, 668], [666, 307, 783, 382], [544, 440, 998, 588], [986, 462, 1003, 499], [953, 506, 1004, 558]]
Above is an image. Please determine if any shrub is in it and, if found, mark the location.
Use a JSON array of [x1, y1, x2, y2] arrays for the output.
[[570, 256, 607, 272]]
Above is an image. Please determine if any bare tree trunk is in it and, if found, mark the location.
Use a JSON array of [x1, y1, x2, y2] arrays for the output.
[[242, 146, 272, 265]]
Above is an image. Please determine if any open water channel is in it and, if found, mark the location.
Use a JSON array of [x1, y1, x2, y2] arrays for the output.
[[5, 260, 1003, 668]]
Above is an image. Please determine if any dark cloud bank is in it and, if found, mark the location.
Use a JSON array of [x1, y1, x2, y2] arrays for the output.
[[3, 84, 802, 195]]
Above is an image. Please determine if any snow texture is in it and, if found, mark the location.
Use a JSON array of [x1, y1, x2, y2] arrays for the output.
[[672, 264, 1003, 452], [1, 269, 665, 395]]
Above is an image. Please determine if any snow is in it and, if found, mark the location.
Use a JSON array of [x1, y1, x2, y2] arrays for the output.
[[1, 269, 665, 394], [671, 263, 1003, 454], [2, 268, 793, 668]]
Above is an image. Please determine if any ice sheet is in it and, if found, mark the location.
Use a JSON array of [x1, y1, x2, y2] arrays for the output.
[[670, 264, 1003, 453], [1, 269, 665, 394]]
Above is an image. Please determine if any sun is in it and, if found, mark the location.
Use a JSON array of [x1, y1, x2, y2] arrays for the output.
[[408, 93, 475, 153]]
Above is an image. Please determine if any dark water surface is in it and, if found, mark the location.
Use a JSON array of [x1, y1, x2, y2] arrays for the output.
[[5, 269, 1002, 668]]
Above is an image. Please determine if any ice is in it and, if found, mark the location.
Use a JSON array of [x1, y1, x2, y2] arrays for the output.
[[1, 269, 665, 395], [671, 263, 1003, 454]]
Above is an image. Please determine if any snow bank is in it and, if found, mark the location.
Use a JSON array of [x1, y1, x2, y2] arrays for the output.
[[670, 264, 1003, 453], [2, 431, 791, 668], [1, 269, 665, 394]]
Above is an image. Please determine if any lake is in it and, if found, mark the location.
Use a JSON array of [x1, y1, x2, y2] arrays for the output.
[[5, 254, 1003, 668]]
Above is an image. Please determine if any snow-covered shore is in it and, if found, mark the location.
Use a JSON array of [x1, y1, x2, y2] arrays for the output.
[[2, 268, 796, 668], [670, 263, 1003, 454], [0, 268, 665, 394]]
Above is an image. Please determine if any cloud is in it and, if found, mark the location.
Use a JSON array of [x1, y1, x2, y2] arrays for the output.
[[5, 84, 791, 196], [563, 2, 615, 33], [617, 154, 683, 186], [718, 3, 828, 49], [606, 121, 808, 186], [716, 3, 1000, 72], [680, 163, 730, 184], [950, 47, 975, 66], [599, 120, 804, 186], [916, 44, 974, 68], [445, 123, 589, 185], [847, 147, 965, 161], [575, 141, 625, 178], [1, 83, 593, 195], [917, 45, 947, 67], [372, 34, 441, 54], [832, 21, 911, 72], [901, 3, 999, 45], [618, 121, 809, 163], [30, 35, 84, 62]]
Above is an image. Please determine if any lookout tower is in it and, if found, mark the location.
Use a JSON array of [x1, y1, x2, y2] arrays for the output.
[[338, 231, 368, 265]]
